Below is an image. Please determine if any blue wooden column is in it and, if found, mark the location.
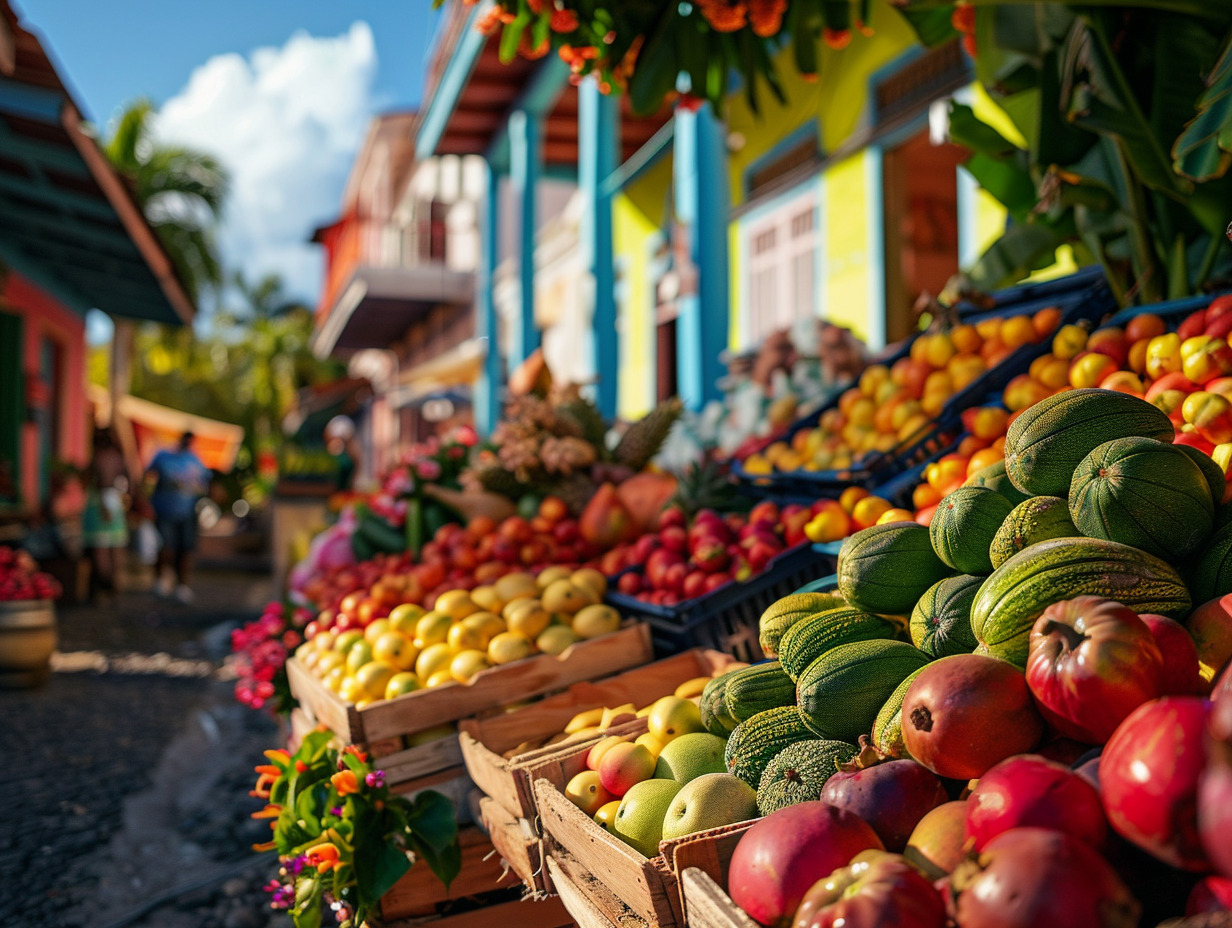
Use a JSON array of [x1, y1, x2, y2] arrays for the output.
[[476, 160, 502, 436], [578, 77, 619, 419], [508, 108, 542, 365], [673, 102, 729, 411]]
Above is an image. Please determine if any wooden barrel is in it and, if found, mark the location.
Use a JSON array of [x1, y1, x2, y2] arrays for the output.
[[0, 599, 57, 688]]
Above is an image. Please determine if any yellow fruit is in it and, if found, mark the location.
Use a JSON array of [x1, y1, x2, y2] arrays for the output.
[[537, 625, 580, 655], [339, 676, 367, 704], [384, 671, 421, 700], [354, 698, 375, 709], [507, 602, 551, 639], [598, 703, 638, 729], [426, 669, 455, 688], [315, 650, 344, 675], [587, 735, 627, 770], [372, 631, 418, 671], [594, 800, 622, 831], [323, 665, 346, 692], [464, 610, 506, 638], [570, 569, 606, 601], [565, 707, 606, 734], [673, 677, 711, 700], [572, 604, 621, 639], [346, 640, 374, 675], [435, 590, 480, 621], [634, 732, 666, 756], [647, 696, 705, 744], [363, 618, 391, 643], [542, 580, 592, 614], [450, 649, 491, 682], [333, 630, 364, 654], [415, 642, 454, 680], [414, 611, 452, 648], [494, 572, 538, 603], [488, 631, 535, 665], [313, 631, 336, 652], [503, 596, 542, 621], [388, 603, 426, 634], [470, 585, 504, 613], [447, 621, 489, 653], [536, 566, 573, 591], [356, 660, 397, 700]]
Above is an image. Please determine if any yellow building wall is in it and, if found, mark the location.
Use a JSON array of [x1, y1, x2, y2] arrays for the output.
[[821, 153, 875, 344]]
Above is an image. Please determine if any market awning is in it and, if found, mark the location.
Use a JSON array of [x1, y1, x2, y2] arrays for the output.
[[312, 264, 475, 357], [0, 2, 195, 325], [111, 393, 244, 473], [387, 337, 485, 407]]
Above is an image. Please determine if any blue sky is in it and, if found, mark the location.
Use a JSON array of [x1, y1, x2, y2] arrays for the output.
[[16, 1, 443, 335]]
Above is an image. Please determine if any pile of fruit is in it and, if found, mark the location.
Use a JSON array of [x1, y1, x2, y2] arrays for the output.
[[0, 546, 61, 602], [293, 567, 618, 707], [698, 385, 1232, 926], [739, 307, 1061, 476]]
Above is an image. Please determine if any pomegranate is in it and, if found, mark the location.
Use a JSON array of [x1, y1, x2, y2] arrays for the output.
[[1200, 668, 1232, 876], [1025, 596, 1163, 743], [950, 828, 1139, 928], [792, 851, 946, 928], [728, 802, 883, 928], [1100, 696, 1211, 870], [964, 754, 1106, 851], [902, 654, 1044, 779], [1140, 612, 1205, 695], [819, 741, 948, 851], [903, 800, 969, 880], [1187, 592, 1232, 683], [1188, 876, 1232, 914]]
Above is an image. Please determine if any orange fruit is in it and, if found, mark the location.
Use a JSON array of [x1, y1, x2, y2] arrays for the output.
[[839, 486, 870, 514], [912, 482, 942, 510], [1032, 305, 1062, 338], [1000, 315, 1037, 350], [851, 495, 893, 530]]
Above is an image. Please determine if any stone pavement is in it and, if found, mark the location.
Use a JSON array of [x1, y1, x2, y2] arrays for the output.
[[2, 567, 293, 928]]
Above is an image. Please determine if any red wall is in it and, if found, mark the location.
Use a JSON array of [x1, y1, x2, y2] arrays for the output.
[[0, 273, 88, 507]]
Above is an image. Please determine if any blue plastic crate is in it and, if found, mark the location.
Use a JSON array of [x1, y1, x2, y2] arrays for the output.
[[733, 268, 1117, 498], [604, 543, 838, 663]]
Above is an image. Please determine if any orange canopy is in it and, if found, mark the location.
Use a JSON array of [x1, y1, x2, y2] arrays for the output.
[[113, 393, 245, 473]]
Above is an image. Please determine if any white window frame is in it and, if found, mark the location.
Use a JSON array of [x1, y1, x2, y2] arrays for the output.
[[741, 185, 821, 348]]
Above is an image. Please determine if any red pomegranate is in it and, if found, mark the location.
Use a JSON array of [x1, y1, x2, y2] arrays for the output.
[[792, 851, 946, 928], [818, 741, 948, 852], [1025, 596, 1163, 743], [1187, 876, 1232, 915], [1100, 696, 1211, 871], [728, 802, 883, 927], [1186, 592, 1232, 682], [965, 754, 1107, 851], [903, 800, 969, 880], [902, 654, 1044, 779], [1140, 612, 1205, 695], [950, 827, 1140, 928], [1200, 669, 1232, 876]]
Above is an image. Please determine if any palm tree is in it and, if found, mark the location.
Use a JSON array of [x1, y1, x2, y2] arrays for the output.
[[105, 99, 229, 305]]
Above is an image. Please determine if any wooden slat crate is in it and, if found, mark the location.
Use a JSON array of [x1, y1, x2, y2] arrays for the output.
[[379, 894, 575, 928], [545, 853, 625, 928], [680, 869, 760, 928], [661, 822, 753, 922], [479, 796, 550, 894], [380, 826, 509, 922], [460, 649, 740, 823]]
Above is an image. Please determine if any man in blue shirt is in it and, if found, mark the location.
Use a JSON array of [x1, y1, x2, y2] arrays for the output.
[[146, 431, 210, 602]]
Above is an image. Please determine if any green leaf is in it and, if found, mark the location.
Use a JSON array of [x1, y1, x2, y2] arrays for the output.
[[629, 8, 678, 115], [408, 832, 463, 889], [894, 0, 1230, 21], [963, 153, 1038, 217], [404, 790, 459, 853], [291, 878, 324, 928], [1173, 32, 1232, 181], [352, 821, 411, 906], [948, 102, 1019, 157], [968, 220, 1068, 288]]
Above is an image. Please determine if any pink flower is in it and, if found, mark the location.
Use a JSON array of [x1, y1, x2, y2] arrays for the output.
[[416, 459, 442, 481]]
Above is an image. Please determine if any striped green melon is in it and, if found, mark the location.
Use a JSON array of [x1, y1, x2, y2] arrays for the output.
[[872, 666, 927, 759], [759, 592, 845, 657], [756, 739, 858, 815], [1176, 444, 1227, 507], [778, 607, 902, 681], [971, 536, 1191, 666], [724, 661, 796, 722], [909, 574, 982, 657], [1069, 436, 1214, 561], [1004, 388, 1175, 496], [700, 671, 740, 736], [796, 639, 932, 742], [989, 496, 1077, 569], [724, 706, 813, 788], [837, 523, 952, 616], [929, 486, 1014, 575], [1189, 521, 1232, 604], [965, 459, 1032, 507]]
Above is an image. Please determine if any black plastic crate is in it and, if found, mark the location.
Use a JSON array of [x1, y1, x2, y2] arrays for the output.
[[604, 543, 838, 663]]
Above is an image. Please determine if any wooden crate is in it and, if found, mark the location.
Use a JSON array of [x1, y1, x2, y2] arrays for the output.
[[545, 853, 626, 928], [460, 649, 740, 823], [380, 826, 510, 922], [380, 894, 574, 928], [287, 621, 654, 746], [661, 822, 753, 922], [680, 869, 760, 928], [479, 795, 550, 894]]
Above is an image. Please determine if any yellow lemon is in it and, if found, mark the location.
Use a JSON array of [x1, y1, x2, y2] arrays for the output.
[[447, 621, 488, 653], [450, 649, 491, 683], [503, 596, 542, 621], [414, 611, 452, 649], [363, 618, 391, 643], [487, 631, 535, 665], [345, 640, 374, 675], [507, 602, 550, 639], [463, 611, 506, 640], [340, 676, 368, 704], [356, 660, 397, 700], [313, 631, 336, 652], [572, 604, 621, 639], [372, 631, 418, 671], [384, 671, 421, 700], [333, 630, 364, 654], [535, 565, 573, 591], [323, 665, 346, 692], [426, 669, 455, 688], [494, 572, 538, 603], [542, 580, 592, 614], [647, 696, 705, 744], [470, 585, 504, 614], [415, 642, 454, 680], [388, 603, 426, 634], [570, 568, 607, 600], [435, 590, 479, 621], [536, 625, 580, 656], [315, 650, 344, 675]]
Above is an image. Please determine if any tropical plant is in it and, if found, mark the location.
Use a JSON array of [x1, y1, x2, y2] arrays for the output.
[[105, 98, 229, 304]]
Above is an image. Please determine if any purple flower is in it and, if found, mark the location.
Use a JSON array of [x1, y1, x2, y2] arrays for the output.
[[365, 770, 386, 788], [329, 806, 343, 817], [288, 854, 309, 876]]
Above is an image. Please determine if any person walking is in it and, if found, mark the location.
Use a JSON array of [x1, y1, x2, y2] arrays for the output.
[[82, 429, 130, 602], [145, 431, 210, 602]]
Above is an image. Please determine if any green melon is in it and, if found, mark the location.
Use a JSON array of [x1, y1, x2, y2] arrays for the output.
[[989, 496, 1077, 569], [1176, 444, 1227, 507], [909, 574, 982, 657], [777, 607, 902, 681], [758, 592, 846, 657], [836, 523, 952, 616], [964, 459, 1032, 506], [1069, 436, 1214, 561], [929, 486, 1014, 575], [1189, 520, 1232, 604], [724, 706, 813, 789], [756, 739, 858, 815], [1004, 388, 1175, 496], [796, 639, 932, 742], [724, 661, 796, 722], [871, 666, 927, 759], [699, 672, 739, 736]]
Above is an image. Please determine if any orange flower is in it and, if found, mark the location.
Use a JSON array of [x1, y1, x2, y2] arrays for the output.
[[305, 842, 341, 873], [331, 770, 360, 796], [823, 27, 851, 49], [550, 8, 579, 32], [695, 0, 748, 33], [747, 0, 787, 37], [476, 7, 503, 35], [250, 804, 282, 820], [341, 746, 368, 764]]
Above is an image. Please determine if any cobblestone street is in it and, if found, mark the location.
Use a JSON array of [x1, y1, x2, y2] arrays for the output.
[[2, 569, 289, 928]]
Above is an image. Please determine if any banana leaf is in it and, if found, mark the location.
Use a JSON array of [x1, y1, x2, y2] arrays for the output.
[[1173, 33, 1232, 182]]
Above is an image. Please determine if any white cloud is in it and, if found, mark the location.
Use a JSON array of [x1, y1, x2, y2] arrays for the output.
[[153, 23, 377, 306]]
